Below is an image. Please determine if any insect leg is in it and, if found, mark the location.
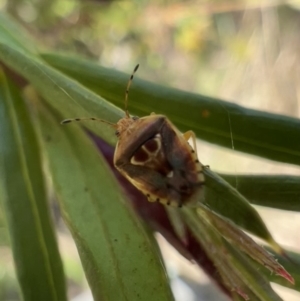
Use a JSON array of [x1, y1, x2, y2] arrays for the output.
[[182, 130, 197, 154]]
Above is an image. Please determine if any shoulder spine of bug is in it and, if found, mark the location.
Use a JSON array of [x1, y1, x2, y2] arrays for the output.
[[61, 64, 205, 207]]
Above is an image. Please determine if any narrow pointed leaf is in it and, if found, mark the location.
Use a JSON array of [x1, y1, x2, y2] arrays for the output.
[[0, 41, 275, 243], [182, 209, 283, 301], [0, 43, 292, 246], [203, 167, 280, 250], [35, 100, 174, 301], [0, 43, 281, 247], [0, 71, 66, 301], [41, 53, 300, 166], [0, 13, 36, 55], [220, 174, 300, 211], [0, 43, 122, 145], [198, 205, 294, 284], [262, 249, 300, 290], [223, 241, 284, 301]]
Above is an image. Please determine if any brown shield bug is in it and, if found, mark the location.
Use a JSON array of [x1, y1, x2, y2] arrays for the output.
[[62, 65, 205, 207]]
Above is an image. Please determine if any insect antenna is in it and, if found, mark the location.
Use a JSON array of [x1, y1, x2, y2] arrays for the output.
[[61, 64, 139, 127], [124, 64, 139, 118], [61, 117, 117, 129]]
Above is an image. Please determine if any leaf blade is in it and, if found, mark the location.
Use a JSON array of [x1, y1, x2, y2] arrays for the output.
[[41, 53, 300, 166], [36, 100, 174, 301], [182, 208, 284, 301], [203, 167, 281, 249], [0, 70, 66, 301], [220, 174, 300, 211]]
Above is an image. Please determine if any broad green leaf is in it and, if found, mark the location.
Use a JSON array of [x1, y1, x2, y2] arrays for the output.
[[220, 174, 300, 212], [0, 70, 66, 301], [41, 53, 300, 166], [35, 99, 174, 301]]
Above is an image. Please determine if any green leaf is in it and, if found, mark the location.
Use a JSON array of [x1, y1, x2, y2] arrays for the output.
[[0, 42, 283, 248], [203, 168, 281, 250], [0, 13, 298, 299], [0, 70, 66, 301], [41, 53, 300, 166], [263, 249, 300, 291], [0, 43, 279, 249], [0, 38, 293, 243], [197, 205, 293, 284], [35, 99, 174, 301], [0, 13, 37, 55], [0, 43, 122, 145], [182, 208, 284, 301], [220, 174, 300, 211]]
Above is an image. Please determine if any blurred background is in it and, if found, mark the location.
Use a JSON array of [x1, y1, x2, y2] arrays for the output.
[[0, 0, 300, 300]]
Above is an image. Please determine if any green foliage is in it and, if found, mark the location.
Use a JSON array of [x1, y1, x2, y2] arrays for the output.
[[0, 9, 299, 301]]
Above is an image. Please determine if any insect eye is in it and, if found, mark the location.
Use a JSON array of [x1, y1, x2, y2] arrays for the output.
[[132, 116, 139, 120], [115, 130, 120, 137]]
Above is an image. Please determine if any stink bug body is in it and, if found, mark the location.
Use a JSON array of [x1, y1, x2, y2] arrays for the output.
[[62, 65, 205, 207]]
